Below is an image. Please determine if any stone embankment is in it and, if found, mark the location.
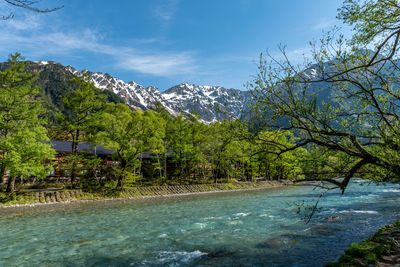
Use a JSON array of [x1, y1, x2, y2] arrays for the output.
[[2, 181, 289, 206]]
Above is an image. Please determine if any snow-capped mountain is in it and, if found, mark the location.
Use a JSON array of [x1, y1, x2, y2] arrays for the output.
[[0, 60, 251, 122], [162, 83, 250, 122], [65, 64, 251, 122]]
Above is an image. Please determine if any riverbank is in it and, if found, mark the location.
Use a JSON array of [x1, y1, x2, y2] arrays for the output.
[[1, 180, 398, 266], [326, 221, 400, 266], [0, 181, 292, 208]]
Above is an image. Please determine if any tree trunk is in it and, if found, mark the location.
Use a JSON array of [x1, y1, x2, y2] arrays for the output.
[[0, 165, 5, 184], [265, 163, 271, 180], [116, 156, 126, 190], [0, 152, 6, 184], [71, 161, 77, 187], [164, 152, 167, 179], [139, 152, 143, 181], [116, 175, 123, 189], [179, 152, 183, 184], [157, 155, 163, 182], [6, 176, 16, 192], [70, 129, 80, 188]]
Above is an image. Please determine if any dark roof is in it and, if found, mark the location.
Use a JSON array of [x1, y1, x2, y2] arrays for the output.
[[50, 140, 114, 156], [50, 141, 190, 159], [140, 149, 176, 159]]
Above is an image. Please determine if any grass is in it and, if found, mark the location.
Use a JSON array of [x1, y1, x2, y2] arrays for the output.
[[0, 191, 38, 205]]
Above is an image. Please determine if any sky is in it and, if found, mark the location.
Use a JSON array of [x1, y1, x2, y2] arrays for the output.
[[0, 0, 346, 91]]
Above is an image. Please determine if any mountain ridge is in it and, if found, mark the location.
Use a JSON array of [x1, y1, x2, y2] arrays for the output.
[[36, 61, 251, 122]]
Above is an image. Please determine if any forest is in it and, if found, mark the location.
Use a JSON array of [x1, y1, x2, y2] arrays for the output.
[[0, 55, 312, 192], [1, 0, 400, 197]]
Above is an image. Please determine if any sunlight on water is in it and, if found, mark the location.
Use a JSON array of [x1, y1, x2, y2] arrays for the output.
[[0, 181, 399, 266]]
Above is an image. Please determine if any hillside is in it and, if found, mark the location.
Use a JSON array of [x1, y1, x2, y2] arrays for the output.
[[0, 61, 252, 123]]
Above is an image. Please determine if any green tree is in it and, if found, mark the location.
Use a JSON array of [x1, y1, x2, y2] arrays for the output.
[[95, 104, 166, 188], [0, 54, 54, 192], [207, 121, 238, 183], [187, 112, 209, 182], [141, 110, 166, 183], [254, 130, 306, 181], [59, 75, 105, 186], [168, 114, 194, 182], [248, 0, 400, 192]]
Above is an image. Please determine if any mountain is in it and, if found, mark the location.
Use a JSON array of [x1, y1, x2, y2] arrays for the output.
[[162, 83, 251, 122], [0, 60, 124, 123], [68, 66, 251, 122], [0, 61, 251, 123]]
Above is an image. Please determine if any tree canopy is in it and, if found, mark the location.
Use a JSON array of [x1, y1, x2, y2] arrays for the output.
[[247, 0, 400, 192], [0, 54, 55, 192]]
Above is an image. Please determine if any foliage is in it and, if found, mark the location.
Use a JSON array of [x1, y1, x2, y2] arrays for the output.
[[0, 55, 307, 191], [92, 103, 306, 187], [58, 74, 106, 186], [254, 130, 307, 181], [247, 0, 400, 192], [94, 103, 167, 188], [0, 54, 55, 192]]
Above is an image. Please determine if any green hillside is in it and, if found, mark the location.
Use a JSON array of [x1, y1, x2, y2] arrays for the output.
[[0, 61, 123, 124]]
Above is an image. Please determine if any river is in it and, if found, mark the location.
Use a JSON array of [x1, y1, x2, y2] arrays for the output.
[[0, 180, 399, 266]]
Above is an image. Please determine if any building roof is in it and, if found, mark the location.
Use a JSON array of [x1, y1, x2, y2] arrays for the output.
[[50, 140, 114, 156], [50, 141, 188, 159], [139, 149, 176, 159]]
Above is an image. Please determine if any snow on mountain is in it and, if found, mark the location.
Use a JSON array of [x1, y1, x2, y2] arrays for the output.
[[0, 60, 252, 122], [67, 68, 250, 123], [162, 83, 250, 122]]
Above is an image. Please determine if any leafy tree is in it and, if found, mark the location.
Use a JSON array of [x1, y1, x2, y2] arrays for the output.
[[140, 110, 166, 183], [168, 114, 195, 182], [247, 0, 400, 193], [0, 54, 54, 192], [95, 104, 166, 189], [186, 112, 210, 182], [254, 130, 306, 181], [59, 75, 105, 186], [300, 146, 355, 181], [207, 121, 238, 183]]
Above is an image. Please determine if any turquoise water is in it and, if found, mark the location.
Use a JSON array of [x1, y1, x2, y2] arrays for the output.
[[0, 181, 399, 266]]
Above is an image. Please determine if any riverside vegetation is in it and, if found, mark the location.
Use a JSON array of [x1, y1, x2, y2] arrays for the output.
[[1, 0, 400, 266], [2, 0, 400, 203], [0, 53, 382, 205], [0, 54, 307, 203]]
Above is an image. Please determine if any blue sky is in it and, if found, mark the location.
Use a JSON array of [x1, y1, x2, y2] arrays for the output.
[[0, 0, 345, 91]]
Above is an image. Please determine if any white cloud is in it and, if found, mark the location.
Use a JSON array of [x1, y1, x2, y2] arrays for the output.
[[117, 52, 195, 76], [0, 14, 196, 77], [3, 14, 41, 30]]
